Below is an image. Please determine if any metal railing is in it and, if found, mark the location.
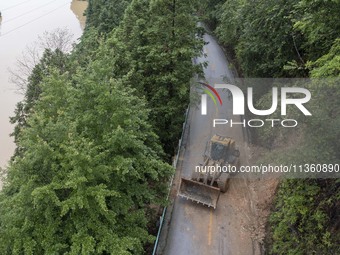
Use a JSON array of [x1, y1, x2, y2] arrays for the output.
[[152, 106, 190, 255]]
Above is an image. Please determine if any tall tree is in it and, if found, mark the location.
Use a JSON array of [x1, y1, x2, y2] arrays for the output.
[[86, 0, 132, 34], [0, 65, 173, 254], [10, 49, 68, 159], [293, 0, 340, 62], [115, 0, 204, 156]]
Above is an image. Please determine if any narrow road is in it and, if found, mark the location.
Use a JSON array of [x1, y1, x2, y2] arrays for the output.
[[160, 29, 253, 255]]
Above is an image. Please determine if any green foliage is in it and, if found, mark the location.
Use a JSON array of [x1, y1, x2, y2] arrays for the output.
[[1, 0, 206, 252], [198, 0, 225, 29], [309, 39, 340, 78], [0, 68, 173, 254], [204, 0, 340, 78], [86, 0, 132, 34], [236, 0, 307, 77], [77, 0, 204, 158], [112, 0, 204, 156], [215, 0, 245, 47], [71, 27, 103, 68], [10, 49, 68, 159], [203, 1, 340, 254], [268, 179, 340, 255], [293, 0, 340, 62]]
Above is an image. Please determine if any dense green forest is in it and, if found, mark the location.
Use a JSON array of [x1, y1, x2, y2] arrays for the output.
[[0, 0, 339, 254], [0, 0, 203, 254], [202, 0, 340, 254]]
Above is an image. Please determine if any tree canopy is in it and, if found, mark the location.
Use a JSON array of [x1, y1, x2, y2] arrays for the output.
[[0, 0, 205, 253], [202, 1, 340, 254]]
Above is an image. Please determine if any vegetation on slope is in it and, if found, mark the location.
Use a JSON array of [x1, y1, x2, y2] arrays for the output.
[[0, 0, 203, 254], [201, 0, 340, 254]]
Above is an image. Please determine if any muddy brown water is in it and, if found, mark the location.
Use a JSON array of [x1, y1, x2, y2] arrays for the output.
[[0, 0, 87, 179]]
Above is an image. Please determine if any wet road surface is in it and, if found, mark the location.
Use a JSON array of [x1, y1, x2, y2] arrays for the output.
[[161, 29, 252, 255]]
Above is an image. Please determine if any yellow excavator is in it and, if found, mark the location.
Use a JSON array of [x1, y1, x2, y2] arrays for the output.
[[177, 135, 240, 209]]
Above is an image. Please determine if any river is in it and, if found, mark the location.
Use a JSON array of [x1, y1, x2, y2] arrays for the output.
[[0, 0, 88, 173]]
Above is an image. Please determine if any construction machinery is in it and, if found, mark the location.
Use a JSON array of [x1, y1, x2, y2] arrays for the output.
[[177, 135, 240, 209]]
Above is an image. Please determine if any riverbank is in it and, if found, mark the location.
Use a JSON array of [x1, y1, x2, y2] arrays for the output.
[[0, 0, 87, 170]]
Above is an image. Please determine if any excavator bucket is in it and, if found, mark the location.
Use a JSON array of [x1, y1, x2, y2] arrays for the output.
[[177, 178, 220, 209]]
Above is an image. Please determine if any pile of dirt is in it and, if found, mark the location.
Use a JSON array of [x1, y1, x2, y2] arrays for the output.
[[225, 144, 280, 255]]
